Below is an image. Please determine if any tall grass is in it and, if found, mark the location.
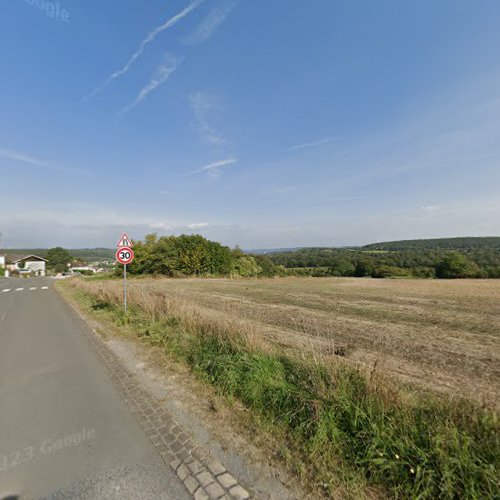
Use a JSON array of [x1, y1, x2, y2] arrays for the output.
[[62, 279, 499, 498]]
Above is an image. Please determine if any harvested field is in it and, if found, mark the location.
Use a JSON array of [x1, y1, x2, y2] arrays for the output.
[[113, 277, 500, 405], [64, 276, 500, 497]]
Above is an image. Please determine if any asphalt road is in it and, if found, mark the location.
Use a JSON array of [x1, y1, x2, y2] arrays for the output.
[[0, 277, 190, 500]]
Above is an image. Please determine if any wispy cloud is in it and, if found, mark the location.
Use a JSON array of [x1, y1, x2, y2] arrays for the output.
[[119, 53, 181, 114], [288, 136, 342, 151], [189, 92, 225, 144], [419, 205, 440, 212], [192, 157, 236, 176], [183, 1, 237, 45], [88, 0, 204, 98], [0, 147, 87, 175], [0, 147, 49, 168]]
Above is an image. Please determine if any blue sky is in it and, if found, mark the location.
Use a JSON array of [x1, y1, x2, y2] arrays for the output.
[[1, 0, 499, 248]]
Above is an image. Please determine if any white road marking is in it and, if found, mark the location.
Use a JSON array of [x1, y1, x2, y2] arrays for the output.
[[16, 288, 24, 292], [42, 286, 49, 290], [2, 289, 10, 293], [29, 287, 37, 291]]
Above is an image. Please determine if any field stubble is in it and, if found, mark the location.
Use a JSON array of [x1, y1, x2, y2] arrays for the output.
[[115, 277, 500, 405]]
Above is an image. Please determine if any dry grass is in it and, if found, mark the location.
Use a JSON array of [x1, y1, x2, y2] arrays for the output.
[[84, 276, 499, 406]]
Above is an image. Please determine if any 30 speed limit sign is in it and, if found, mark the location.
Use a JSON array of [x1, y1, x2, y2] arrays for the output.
[[116, 247, 135, 265]]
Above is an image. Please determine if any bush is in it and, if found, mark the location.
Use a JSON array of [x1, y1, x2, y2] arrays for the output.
[[373, 265, 411, 278]]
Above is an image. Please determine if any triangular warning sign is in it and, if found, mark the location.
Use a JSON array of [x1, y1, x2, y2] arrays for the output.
[[117, 232, 133, 248]]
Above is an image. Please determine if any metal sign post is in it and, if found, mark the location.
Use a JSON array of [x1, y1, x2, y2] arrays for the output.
[[116, 240, 134, 314], [124, 263, 127, 313]]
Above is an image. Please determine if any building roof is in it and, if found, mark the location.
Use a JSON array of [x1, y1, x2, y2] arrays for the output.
[[12, 255, 48, 263]]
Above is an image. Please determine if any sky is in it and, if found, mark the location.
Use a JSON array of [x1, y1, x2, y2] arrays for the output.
[[0, 0, 499, 249]]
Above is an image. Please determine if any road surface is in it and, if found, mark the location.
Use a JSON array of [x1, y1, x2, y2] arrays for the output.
[[0, 277, 190, 500]]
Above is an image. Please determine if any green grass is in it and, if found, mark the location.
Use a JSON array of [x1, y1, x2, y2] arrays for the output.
[[62, 282, 499, 499]]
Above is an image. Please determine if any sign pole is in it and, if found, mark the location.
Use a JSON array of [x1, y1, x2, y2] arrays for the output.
[[116, 234, 134, 315], [124, 263, 127, 313]]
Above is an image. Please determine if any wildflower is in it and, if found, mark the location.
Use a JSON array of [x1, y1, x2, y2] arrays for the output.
[[395, 454, 400, 459], [410, 467, 415, 474]]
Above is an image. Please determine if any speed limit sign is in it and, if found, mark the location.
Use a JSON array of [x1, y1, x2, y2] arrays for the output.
[[116, 246, 135, 265]]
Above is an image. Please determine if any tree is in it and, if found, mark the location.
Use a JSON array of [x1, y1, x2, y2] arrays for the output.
[[231, 249, 261, 277], [127, 233, 234, 276], [254, 255, 279, 277], [435, 252, 479, 279], [46, 247, 73, 273], [329, 256, 355, 277], [354, 258, 374, 277]]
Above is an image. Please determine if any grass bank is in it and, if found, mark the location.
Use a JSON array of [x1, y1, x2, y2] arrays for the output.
[[58, 278, 499, 499]]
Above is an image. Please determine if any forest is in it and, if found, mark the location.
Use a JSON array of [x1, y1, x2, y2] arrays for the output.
[[265, 237, 500, 278]]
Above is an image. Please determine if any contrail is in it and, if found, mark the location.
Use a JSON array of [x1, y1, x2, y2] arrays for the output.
[[288, 136, 342, 151], [192, 157, 237, 174], [183, 1, 237, 45], [119, 54, 181, 114], [88, 0, 204, 98]]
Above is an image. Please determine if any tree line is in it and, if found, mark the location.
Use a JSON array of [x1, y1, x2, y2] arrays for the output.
[[362, 236, 500, 251], [266, 245, 500, 279], [7, 236, 499, 279]]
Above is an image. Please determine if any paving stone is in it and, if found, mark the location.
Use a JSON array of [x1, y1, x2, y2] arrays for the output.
[[197, 471, 215, 487], [184, 475, 200, 494], [206, 458, 226, 476], [218, 472, 237, 489], [229, 485, 250, 499], [170, 439, 183, 452], [206, 481, 225, 499], [177, 464, 190, 481], [188, 459, 205, 475], [194, 487, 210, 500], [178, 447, 192, 462], [170, 458, 182, 471]]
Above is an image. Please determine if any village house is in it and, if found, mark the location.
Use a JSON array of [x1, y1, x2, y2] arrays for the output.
[[6, 255, 48, 277]]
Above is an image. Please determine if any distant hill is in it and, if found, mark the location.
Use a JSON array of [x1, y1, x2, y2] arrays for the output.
[[264, 237, 500, 278], [246, 247, 305, 255], [362, 237, 500, 251]]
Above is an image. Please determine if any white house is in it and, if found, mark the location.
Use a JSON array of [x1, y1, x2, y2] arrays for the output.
[[70, 265, 98, 274], [11, 255, 47, 276], [0, 254, 5, 269]]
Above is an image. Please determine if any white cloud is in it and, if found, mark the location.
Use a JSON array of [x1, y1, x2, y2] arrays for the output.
[[187, 222, 209, 229], [88, 0, 204, 98], [288, 136, 342, 151], [119, 53, 181, 114], [189, 92, 225, 144], [183, 1, 237, 45]]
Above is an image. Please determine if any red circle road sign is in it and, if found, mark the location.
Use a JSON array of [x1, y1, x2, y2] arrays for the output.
[[116, 247, 135, 265]]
